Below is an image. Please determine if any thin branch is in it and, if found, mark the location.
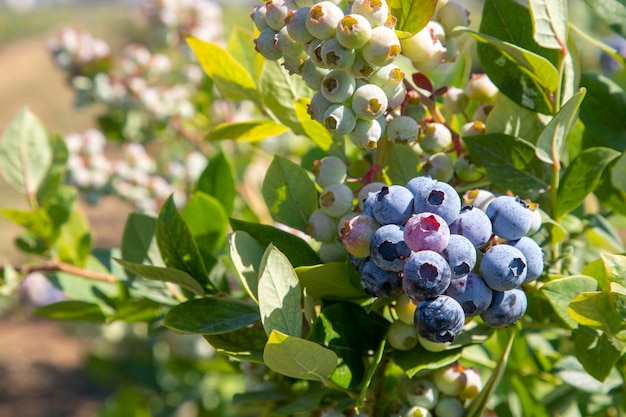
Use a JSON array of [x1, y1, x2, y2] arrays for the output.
[[1, 260, 118, 283]]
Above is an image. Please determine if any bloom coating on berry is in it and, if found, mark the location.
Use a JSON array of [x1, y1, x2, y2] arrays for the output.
[[445, 272, 492, 316], [441, 234, 477, 279], [340, 214, 379, 258], [449, 205, 493, 248], [415, 295, 465, 343], [372, 185, 414, 225], [486, 195, 532, 241], [402, 250, 452, 301], [507, 236, 544, 283], [480, 244, 527, 291], [370, 223, 411, 271], [359, 258, 403, 298], [336, 13, 373, 49], [306, 1, 344, 40], [480, 288, 527, 328], [362, 26, 401, 67], [319, 182, 354, 217], [413, 180, 461, 225]]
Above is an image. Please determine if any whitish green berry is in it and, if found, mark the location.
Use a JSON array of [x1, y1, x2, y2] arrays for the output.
[[443, 86, 469, 114], [308, 91, 334, 123], [313, 155, 348, 187], [404, 378, 439, 409], [320, 183, 354, 217], [400, 25, 446, 63], [265, 0, 294, 31], [320, 239, 348, 262], [420, 122, 452, 153], [307, 209, 338, 242], [395, 292, 417, 325], [454, 155, 485, 182], [254, 28, 282, 61], [348, 50, 376, 78], [436, 1, 469, 38], [324, 104, 358, 135], [460, 367, 482, 400], [387, 82, 407, 109], [362, 26, 401, 67], [286, 7, 315, 43], [308, 38, 328, 68], [368, 64, 405, 96], [433, 363, 466, 396], [349, 0, 389, 27], [465, 74, 498, 103], [306, 1, 344, 40], [336, 14, 372, 49], [387, 115, 419, 144], [434, 396, 465, 417], [321, 70, 356, 103], [421, 153, 454, 182], [460, 121, 486, 138], [251, 4, 269, 31], [300, 58, 329, 89], [387, 320, 418, 351], [352, 84, 388, 120], [472, 103, 494, 123], [349, 118, 384, 149], [321, 37, 356, 70], [276, 26, 304, 58]]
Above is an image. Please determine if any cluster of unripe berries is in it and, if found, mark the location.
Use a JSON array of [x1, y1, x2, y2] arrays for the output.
[[251, 0, 470, 149], [64, 130, 207, 213], [47, 28, 112, 75], [306, 156, 544, 344]]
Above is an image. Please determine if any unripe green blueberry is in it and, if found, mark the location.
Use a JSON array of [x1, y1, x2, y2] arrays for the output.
[[300, 58, 329, 89], [349, 118, 383, 149], [462, 188, 495, 211], [411, 51, 445, 72], [312, 155, 348, 187], [265, 0, 294, 31], [528, 206, 542, 235], [437, 1, 470, 38], [286, 7, 315, 43], [433, 363, 466, 396], [420, 153, 453, 182], [454, 155, 485, 182], [324, 104, 358, 135], [387, 81, 407, 109], [307, 38, 329, 68], [426, 20, 446, 42], [434, 396, 465, 417], [404, 378, 439, 409], [460, 367, 482, 400], [321, 70, 356, 103], [254, 28, 283, 61], [320, 183, 354, 217], [460, 121, 486, 138], [395, 292, 417, 325], [282, 54, 303, 75], [368, 64, 405, 97], [251, 4, 269, 31], [362, 26, 401, 67], [357, 181, 385, 211], [472, 103, 494, 123], [419, 123, 452, 153], [306, 1, 344, 40], [443, 86, 469, 114], [418, 334, 449, 352], [348, 50, 376, 78], [465, 74, 498, 103], [387, 115, 419, 144], [308, 91, 334, 123], [307, 209, 338, 242], [337, 211, 359, 237], [276, 26, 305, 58], [404, 96, 427, 122], [320, 37, 356, 70], [340, 214, 379, 257], [351, 84, 388, 120], [400, 26, 446, 63], [349, 0, 389, 27], [387, 320, 419, 351], [320, 239, 348, 262], [336, 14, 372, 49], [294, 0, 313, 7], [404, 406, 432, 417]]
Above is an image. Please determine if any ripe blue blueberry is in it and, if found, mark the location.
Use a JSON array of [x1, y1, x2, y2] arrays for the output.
[[441, 234, 477, 279], [480, 244, 527, 291], [372, 185, 414, 226], [449, 205, 493, 249], [254, 27, 283, 61], [402, 250, 452, 301], [370, 224, 411, 272], [359, 258, 403, 298], [405, 175, 436, 198], [480, 288, 528, 328], [486, 195, 532, 240], [358, 182, 386, 212], [415, 295, 465, 343], [445, 272, 493, 316], [507, 236, 544, 283], [403, 212, 450, 253], [413, 180, 461, 225]]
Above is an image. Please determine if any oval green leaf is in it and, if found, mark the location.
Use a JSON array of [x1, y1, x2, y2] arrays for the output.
[[114, 259, 205, 296], [205, 120, 289, 142]]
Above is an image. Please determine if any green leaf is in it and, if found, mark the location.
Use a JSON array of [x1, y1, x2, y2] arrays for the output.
[[259, 60, 312, 136], [230, 218, 321, 267], [390, 0, 437, 38], [114, 259, 205, 295], [0, 107, 52, 196], [295, 262, 367, 301], [113, 298, 165, 322], [582, 253, 626, 292], [263, 330, 338, 382], [463, 134, 551, 200], [465, 329, 516, 417], [610, 151, 626, 193], [393, 346, 462, 378], [258, 244, 302, 337], [163, 297, 260, 334], [205, 120, 289, 142], [121, 213, 163, 266], [535, 89, 586, 165], [156, 196, 215, 292], [554, 355, 624, 394], [204, 327, 268, 363], [485, 93, 549, 143], [196, 151, 237, 216], [228, 231, 264, 303], [2, 207, 53, 240], [542, 275, 599, 328], [573, 326, 626, 381], [556, 147, 619, 219], [186, 37, 258, 103], [459, 27, 559, 113], [32, 300, 106, 322], [568, 292, 626, 336], [294, 98, 335, 152], [582, 0, 626, 37], [36, 133, 69, 206], [182, 192, 227, 254], [529, 0, 568, 50], [384, 141, 422, 185], [262, 155, 318, 232], [57, 206, 92, 265], [580, 73, 626, 151], [227, 26, 263, 80]]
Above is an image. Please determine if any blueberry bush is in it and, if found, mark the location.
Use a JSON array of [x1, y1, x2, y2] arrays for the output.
[[2, 0, 626, 415]]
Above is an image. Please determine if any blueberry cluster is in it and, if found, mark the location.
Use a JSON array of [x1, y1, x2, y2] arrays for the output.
[[307, 167, 544, 343], [251, 0, 467, 149]]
